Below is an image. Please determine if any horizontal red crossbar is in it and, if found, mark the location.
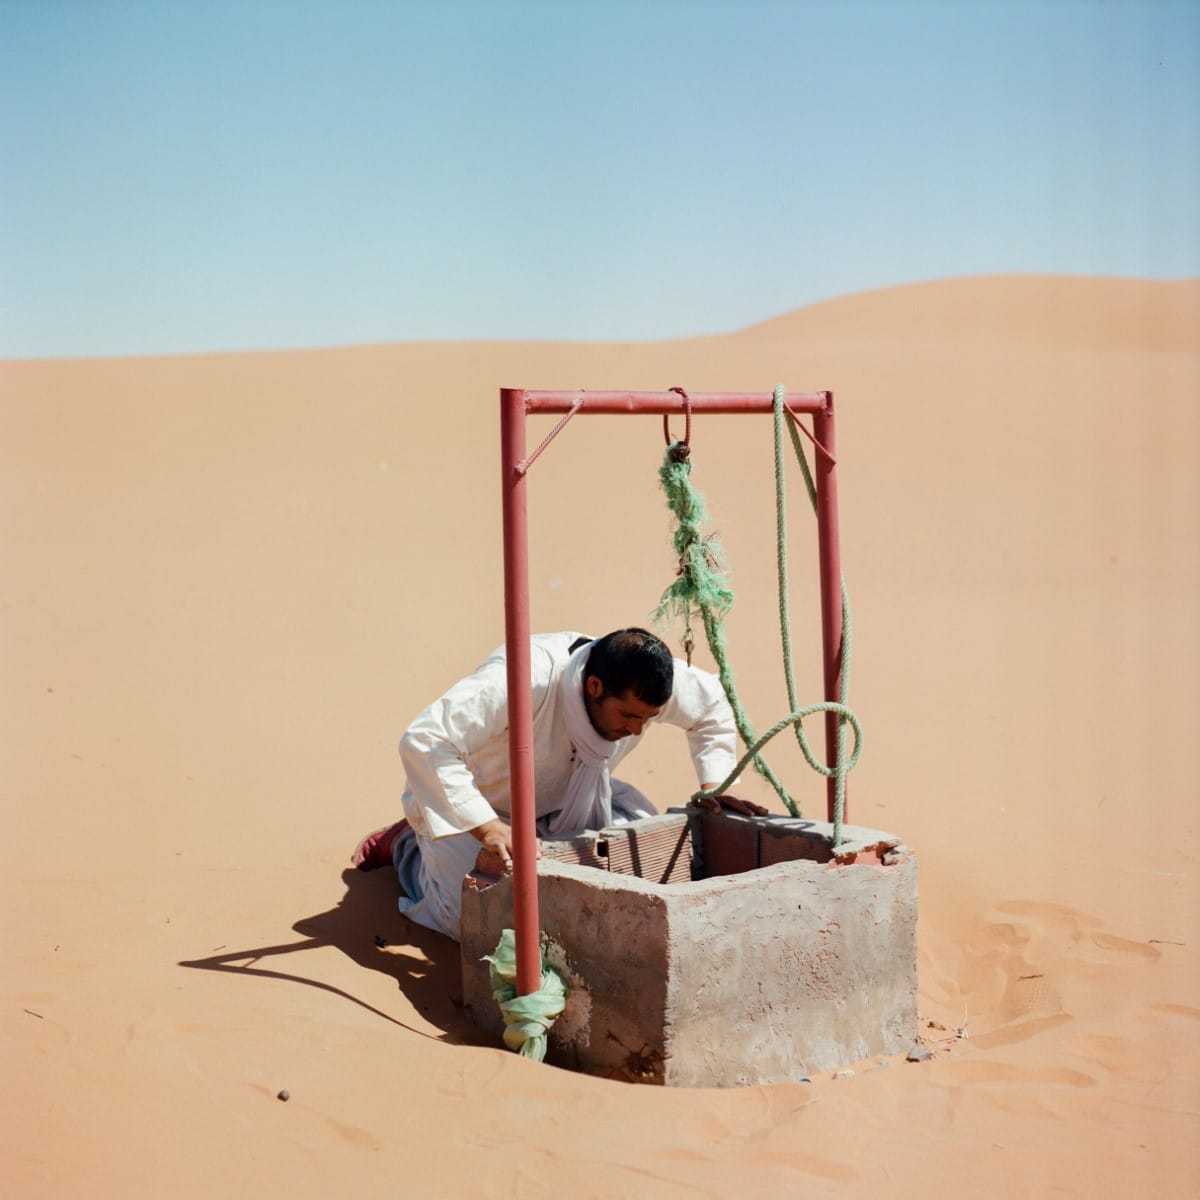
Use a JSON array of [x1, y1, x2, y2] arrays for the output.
[[508, 389, 831, 415]]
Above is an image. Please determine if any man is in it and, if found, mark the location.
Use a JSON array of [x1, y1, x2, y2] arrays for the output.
[[354, 628, 763, 940]]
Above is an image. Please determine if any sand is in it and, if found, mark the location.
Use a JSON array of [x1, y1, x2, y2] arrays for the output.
[[2, 274, 1197, 1197]]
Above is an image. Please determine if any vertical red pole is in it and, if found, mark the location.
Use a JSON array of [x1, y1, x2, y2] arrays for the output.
[[499, 388, 541, 996], [812, 393, 846, 824]]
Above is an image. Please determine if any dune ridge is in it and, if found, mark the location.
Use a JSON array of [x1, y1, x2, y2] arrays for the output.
[[736, 274, 1200, 351]]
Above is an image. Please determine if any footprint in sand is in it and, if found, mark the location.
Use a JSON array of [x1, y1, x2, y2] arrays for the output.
[[1148, 1002, 1200, 1021], [1062, 1033, 1171, 1085], [994, 899, 1089, 922], [1001, 969, 1055, 1021], [948, 899, 1162, 1048], [970, 1011, 1072, 1051], [316, 1111, 380, 1149], [1087, 932, 1161, 961], [990, 902, 1161, 962], [937, 1059, 1097, 1088]]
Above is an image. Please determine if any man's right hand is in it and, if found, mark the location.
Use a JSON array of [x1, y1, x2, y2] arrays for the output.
[[468, 818, 515, 872], [468, 818, 542, 875]]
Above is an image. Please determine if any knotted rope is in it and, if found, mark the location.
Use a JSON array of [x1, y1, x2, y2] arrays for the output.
[[655, 435, 798, 814], [654, 384, 860, 844]]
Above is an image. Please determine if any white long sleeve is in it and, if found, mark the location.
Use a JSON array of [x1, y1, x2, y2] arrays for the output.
[[398, 633, 737, 839], [653, 658, 738, 786], [398, 655, 513, 838]]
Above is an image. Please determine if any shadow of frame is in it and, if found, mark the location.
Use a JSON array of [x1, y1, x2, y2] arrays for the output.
[[179, 867, 496, 1047]]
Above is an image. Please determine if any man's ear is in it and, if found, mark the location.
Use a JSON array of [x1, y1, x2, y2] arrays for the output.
[[584, 675, 605, 700]]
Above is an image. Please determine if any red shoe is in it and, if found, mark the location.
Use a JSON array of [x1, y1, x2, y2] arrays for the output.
[[352, 820, 410, 870]]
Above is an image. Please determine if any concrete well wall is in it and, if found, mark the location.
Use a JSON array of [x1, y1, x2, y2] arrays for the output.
[[460, 807, 917, 1086]]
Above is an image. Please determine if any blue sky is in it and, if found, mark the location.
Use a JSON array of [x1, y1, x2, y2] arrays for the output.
[[2, 0, 1197, 358]]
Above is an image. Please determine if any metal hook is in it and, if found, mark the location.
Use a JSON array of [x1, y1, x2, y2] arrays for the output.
[[664, 387, 692, 461]]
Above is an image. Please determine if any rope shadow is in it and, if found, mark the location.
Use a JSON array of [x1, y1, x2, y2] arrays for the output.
[[178, 867, 495, 1047]]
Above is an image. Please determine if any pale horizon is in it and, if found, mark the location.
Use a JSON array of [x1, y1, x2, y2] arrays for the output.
[[3, 0, 1198, 359]]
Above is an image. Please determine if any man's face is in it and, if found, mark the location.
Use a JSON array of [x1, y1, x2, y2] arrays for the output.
[[583, 676, 662, 741]]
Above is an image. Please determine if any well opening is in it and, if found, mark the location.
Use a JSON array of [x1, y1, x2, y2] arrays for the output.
[[516, 806, 901, 892]]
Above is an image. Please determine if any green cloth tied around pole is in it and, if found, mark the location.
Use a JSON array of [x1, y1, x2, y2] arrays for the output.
[[483, 929, 567, 1061]]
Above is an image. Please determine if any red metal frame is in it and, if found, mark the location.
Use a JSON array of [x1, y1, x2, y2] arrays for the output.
[[500, 388, 845, 996]]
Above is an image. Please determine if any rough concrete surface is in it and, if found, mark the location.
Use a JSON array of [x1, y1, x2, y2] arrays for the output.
[[460, 809, 918, 1086]]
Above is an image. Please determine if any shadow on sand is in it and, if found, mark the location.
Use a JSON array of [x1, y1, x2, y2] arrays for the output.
[[179, 868, 495, 1047]]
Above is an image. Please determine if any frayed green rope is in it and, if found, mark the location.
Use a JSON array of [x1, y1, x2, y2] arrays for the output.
[[655, 384, 861, 845], [655, 447, 799, 816]]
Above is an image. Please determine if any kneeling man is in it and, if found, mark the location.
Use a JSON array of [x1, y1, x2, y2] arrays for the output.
[[355, 627, 761, 940]]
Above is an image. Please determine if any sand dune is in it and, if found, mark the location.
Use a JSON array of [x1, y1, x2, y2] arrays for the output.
[[2, 275, 1197, 1197]]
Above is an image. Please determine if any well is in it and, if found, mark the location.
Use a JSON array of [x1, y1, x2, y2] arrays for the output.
[[459, 806, 918, 1086]]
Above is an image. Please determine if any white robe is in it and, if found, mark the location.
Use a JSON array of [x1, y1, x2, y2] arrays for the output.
[[395, 631, 738, 939]]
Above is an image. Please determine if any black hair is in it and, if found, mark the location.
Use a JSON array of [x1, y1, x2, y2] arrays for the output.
[[584, 628, 674, 706]]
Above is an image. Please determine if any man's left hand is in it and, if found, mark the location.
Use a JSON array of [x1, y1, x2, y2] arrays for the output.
[[696, 790, 769, 818]]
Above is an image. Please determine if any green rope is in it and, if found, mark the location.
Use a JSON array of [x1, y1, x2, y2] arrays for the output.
[[655, 384, 862, 845], [773, 386, 802, 728], [783, 388, 858, 841], [693, 701, 863, 800], [655, 448, 799, 815], [771, 384, 854, 846]]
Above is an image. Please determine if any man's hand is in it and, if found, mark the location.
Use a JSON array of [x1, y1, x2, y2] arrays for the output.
[[469, 818, 515, 873], [696, 788, 769, 818], [467, 818, 541, 876]]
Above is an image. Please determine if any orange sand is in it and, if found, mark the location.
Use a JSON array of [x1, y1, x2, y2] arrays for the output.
[[3, 275, 1197, 1197]]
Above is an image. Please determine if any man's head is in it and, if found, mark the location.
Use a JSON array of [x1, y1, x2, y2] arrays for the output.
[[582, 628, 674, 741]]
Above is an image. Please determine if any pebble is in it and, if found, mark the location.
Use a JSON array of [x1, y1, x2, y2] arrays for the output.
[[277, 1090, 290, 1102], [834, 1069, 854, 1080], [906, 1044, 933, 1063]]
